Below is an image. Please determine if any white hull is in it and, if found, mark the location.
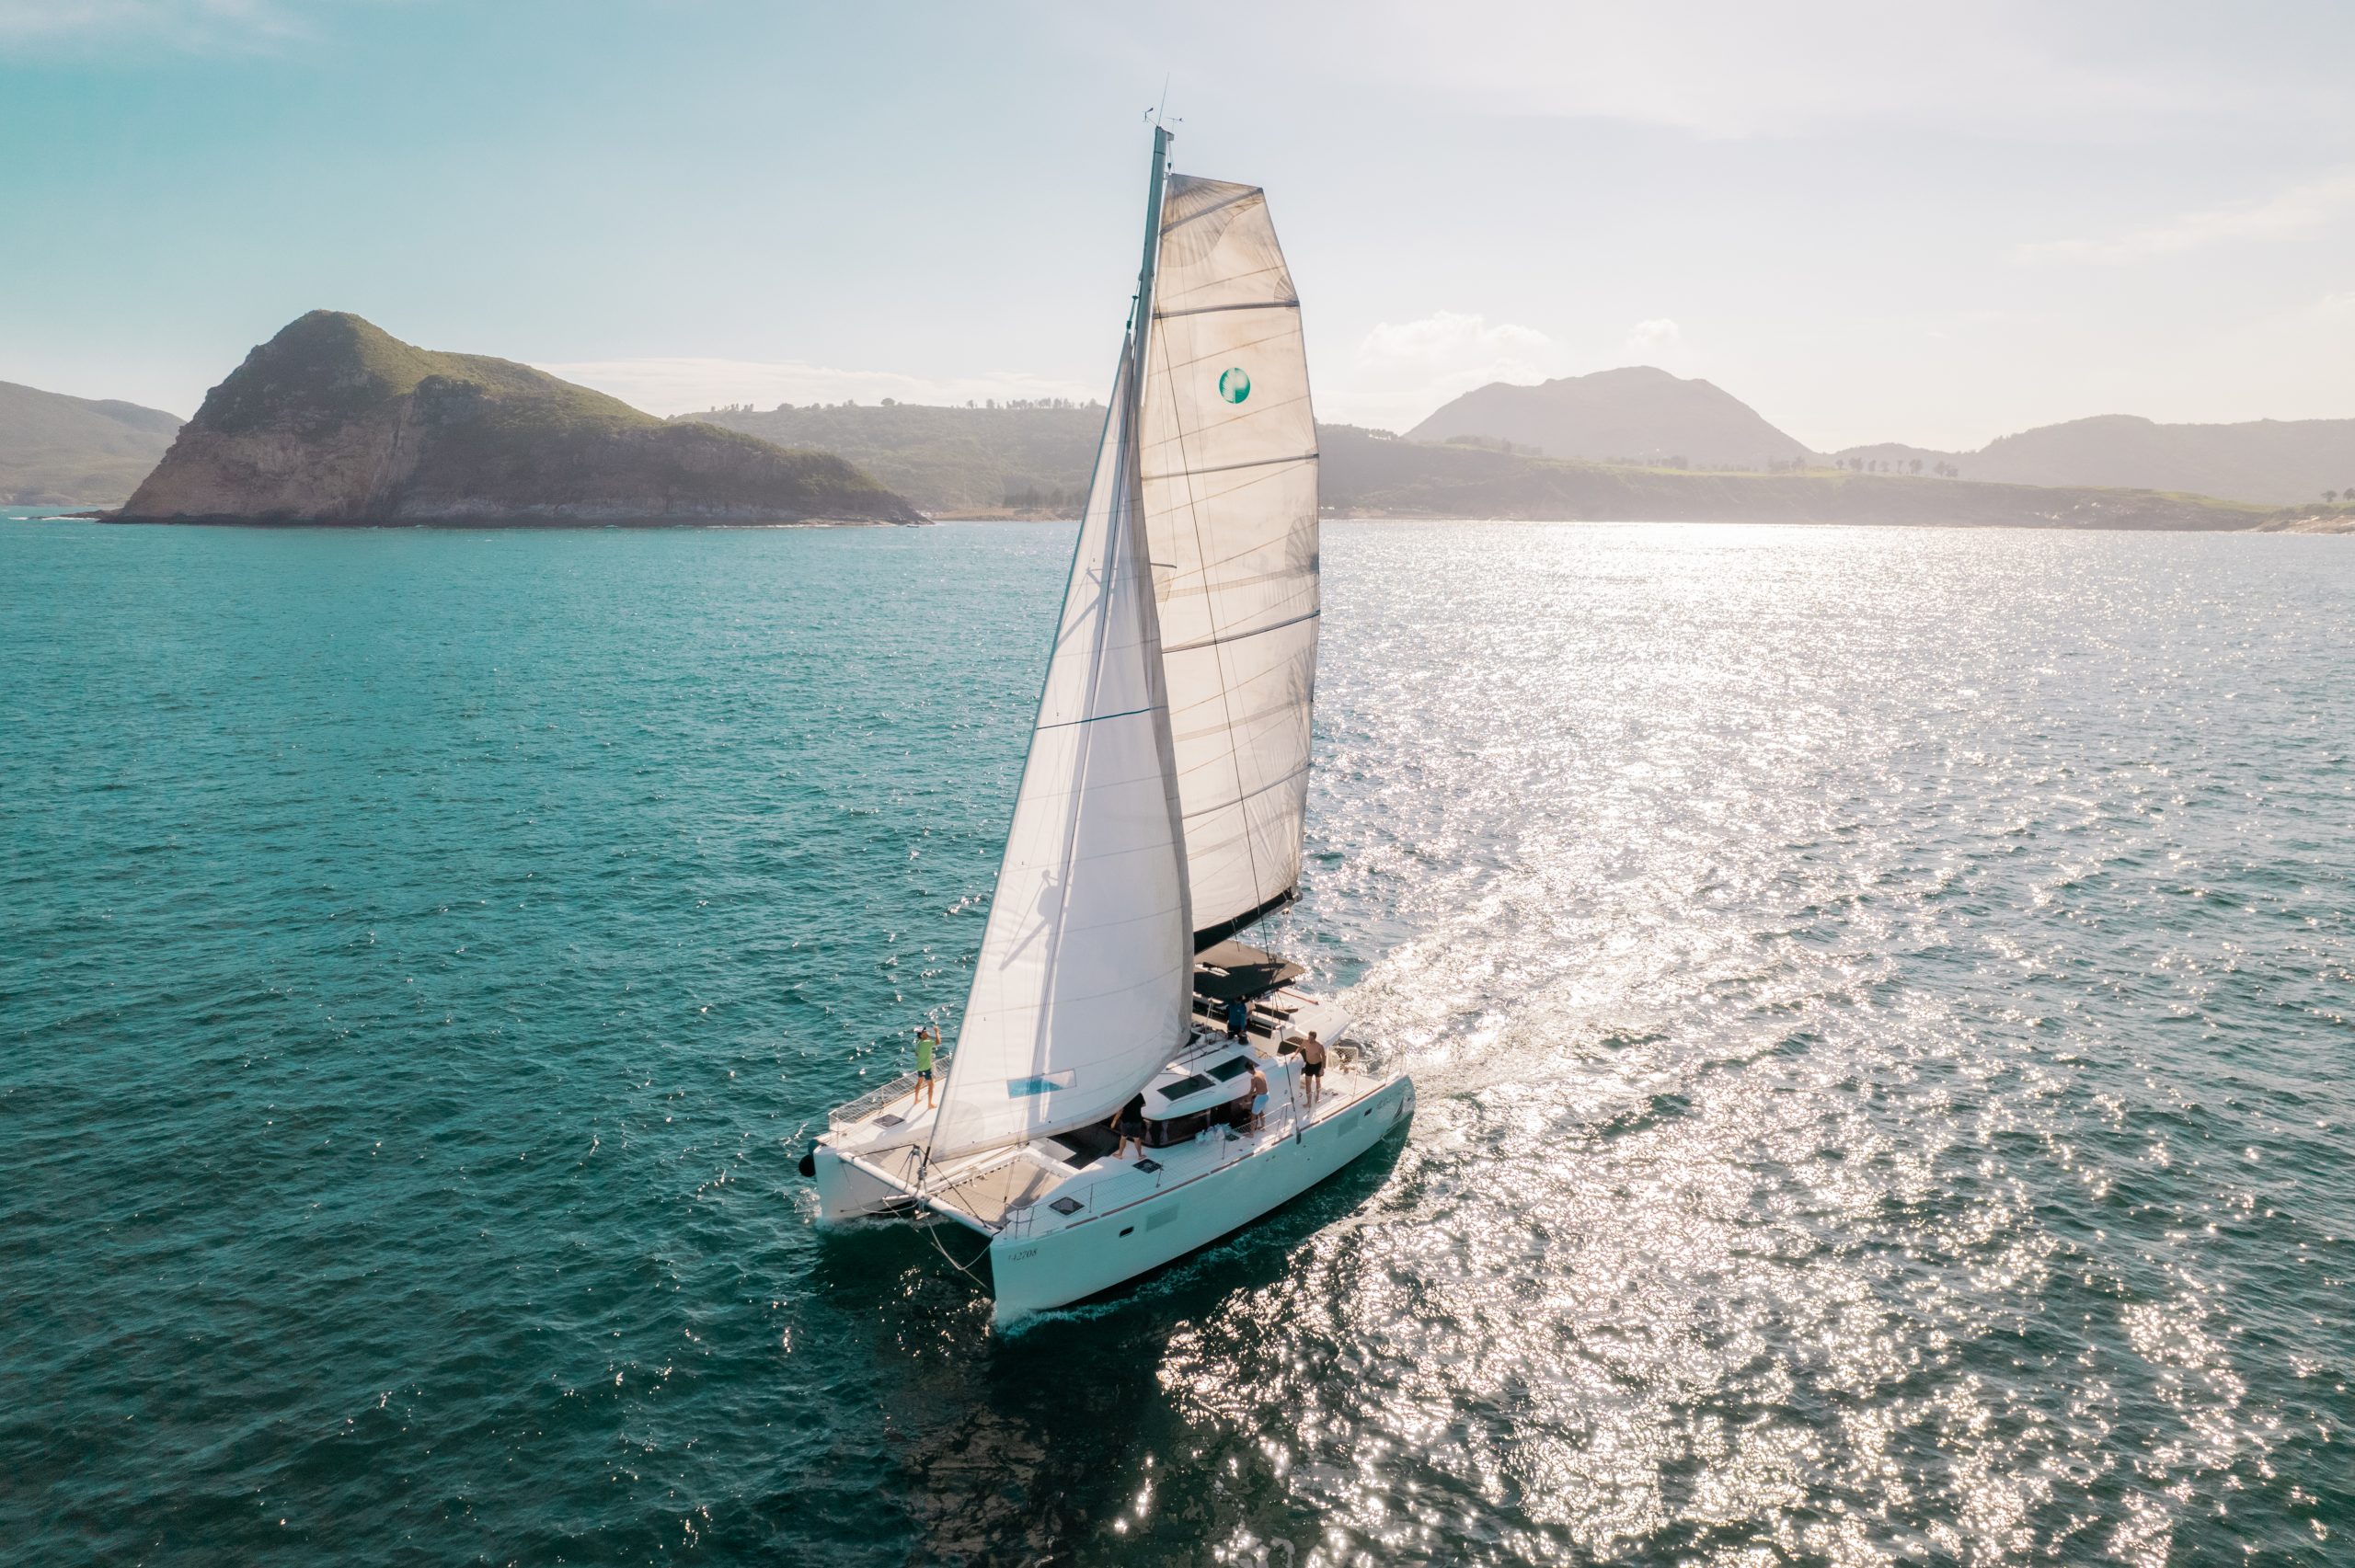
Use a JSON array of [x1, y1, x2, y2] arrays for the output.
[[989, 1072, 1413, 1324], [807, 984, 1411, 1325]]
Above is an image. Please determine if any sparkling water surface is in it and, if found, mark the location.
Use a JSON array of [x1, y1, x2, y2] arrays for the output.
[[3, 516, 2351, 1566]]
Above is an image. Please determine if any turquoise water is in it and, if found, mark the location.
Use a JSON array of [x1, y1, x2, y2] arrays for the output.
[[4, 515, 2351, 1566]]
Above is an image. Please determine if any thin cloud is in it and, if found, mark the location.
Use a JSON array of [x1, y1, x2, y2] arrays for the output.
[[2017, 171, 2355, 263], [0, 0, 312, 50], [536, 356, 1097, 418], [1340, 310, 1562, 429], [1624, 318, 1682, 357], [1188, 0, 2280, 143]]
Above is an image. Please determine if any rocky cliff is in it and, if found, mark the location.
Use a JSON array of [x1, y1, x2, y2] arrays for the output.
[[118, 312, 919, 525]]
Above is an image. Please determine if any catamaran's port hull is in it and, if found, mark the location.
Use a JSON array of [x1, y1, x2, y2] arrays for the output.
[[988, 1074, 1415, 1325], [811, 1144, 923, 1222]]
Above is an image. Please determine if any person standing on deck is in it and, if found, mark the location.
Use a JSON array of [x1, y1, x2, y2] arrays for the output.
[[1111, 1091, 1148, 1161], [1224, 993, 1250, 1041], [913, 1024, 940, 1109], [1248, 1063, 1269, 1130], [1298, 1030, 1327, 1109]]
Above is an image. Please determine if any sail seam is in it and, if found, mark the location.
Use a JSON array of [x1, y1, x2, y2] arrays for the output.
[[1159, 261, 1290, 303], [1155, 320, 1301, 368], [1181, 761, 1309, 819]]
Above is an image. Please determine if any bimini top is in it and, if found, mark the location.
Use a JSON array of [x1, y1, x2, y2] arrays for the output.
[[1191, 939, 1306, 1002]]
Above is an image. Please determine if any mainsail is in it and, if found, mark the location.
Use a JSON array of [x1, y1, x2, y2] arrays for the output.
[[927, 134, 1193, 1164], [1138, 174, 1321, 947]]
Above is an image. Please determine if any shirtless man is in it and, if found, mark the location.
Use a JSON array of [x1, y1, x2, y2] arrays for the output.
[[1298, 1030, 1327, 1108]]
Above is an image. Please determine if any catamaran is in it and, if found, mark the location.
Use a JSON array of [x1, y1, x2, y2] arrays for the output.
[[800, 128, 1413, 1324]]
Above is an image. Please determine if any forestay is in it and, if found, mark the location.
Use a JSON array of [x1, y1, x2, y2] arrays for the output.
[[1140, 174, 1321, 947], [925, 349, 1195, 1164]]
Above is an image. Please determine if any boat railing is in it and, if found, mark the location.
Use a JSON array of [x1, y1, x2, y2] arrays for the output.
[[830, 1054, 949, 1130], [1000, 1094, 1325, 1238]]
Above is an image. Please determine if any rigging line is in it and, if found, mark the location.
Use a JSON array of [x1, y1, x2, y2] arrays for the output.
[[1033, 703, 1162, 732], [924, 1213, 994, 1282]]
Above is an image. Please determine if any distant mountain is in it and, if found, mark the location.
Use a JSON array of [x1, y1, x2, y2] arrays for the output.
[[0, 380, 182, 506], [678, 400, 1105, 515], [1319, 426, 2267, 530], [663, 400, 2274, 530], [1406, 366, 1811, 468], [1832, 415, 2355, 506], [121, 312, 917, 526]]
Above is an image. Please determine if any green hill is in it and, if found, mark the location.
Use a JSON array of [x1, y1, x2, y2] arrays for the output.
[[1832, 415, 2355, 507], [676, 401, 2270, 529], [0, 380, 182, 507], [1320, 426, 2269, 530], [677, 399, 1107, 516], [121, 312, 917, 526]]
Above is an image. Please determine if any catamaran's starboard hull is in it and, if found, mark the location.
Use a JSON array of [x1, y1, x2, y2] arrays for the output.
[[987, 1074, 1414, 1325]]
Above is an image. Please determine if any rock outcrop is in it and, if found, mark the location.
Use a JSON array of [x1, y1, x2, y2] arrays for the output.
[[118, 312, 919, 525]]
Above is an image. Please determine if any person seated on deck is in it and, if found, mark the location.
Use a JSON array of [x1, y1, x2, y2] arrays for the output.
[[1224, 993, 1250, 1041], [1110, 1091, 1147, 1162], [1298, 1030, 1327, 1108], [1226, 1070, 1256, 1129]]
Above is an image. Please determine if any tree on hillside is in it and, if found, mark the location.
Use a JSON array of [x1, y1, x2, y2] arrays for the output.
[[1909, 458, 1924, 475], [2327, 489, 2340, 504]]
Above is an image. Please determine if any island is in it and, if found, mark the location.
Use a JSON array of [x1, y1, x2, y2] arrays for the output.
[[115, 312, 919, 527]]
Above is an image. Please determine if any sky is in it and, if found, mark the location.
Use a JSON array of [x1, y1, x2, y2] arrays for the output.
[[3, 0, 2351, 451]]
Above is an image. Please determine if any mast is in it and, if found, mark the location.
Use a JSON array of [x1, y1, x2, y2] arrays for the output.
[[922, 128, 1197, 1166], [1130, 123, 1195, 961]]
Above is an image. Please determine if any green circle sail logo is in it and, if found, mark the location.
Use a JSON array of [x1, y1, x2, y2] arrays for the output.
[[1218, 366, 1251, 405]]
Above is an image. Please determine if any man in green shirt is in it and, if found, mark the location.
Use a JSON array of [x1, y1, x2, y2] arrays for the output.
[[913, 1024, 939, 1109]]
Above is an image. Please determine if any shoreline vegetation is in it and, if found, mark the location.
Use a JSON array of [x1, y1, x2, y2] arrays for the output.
[[6, 336, 2347, 532], [679, 404, 2348, 532]]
